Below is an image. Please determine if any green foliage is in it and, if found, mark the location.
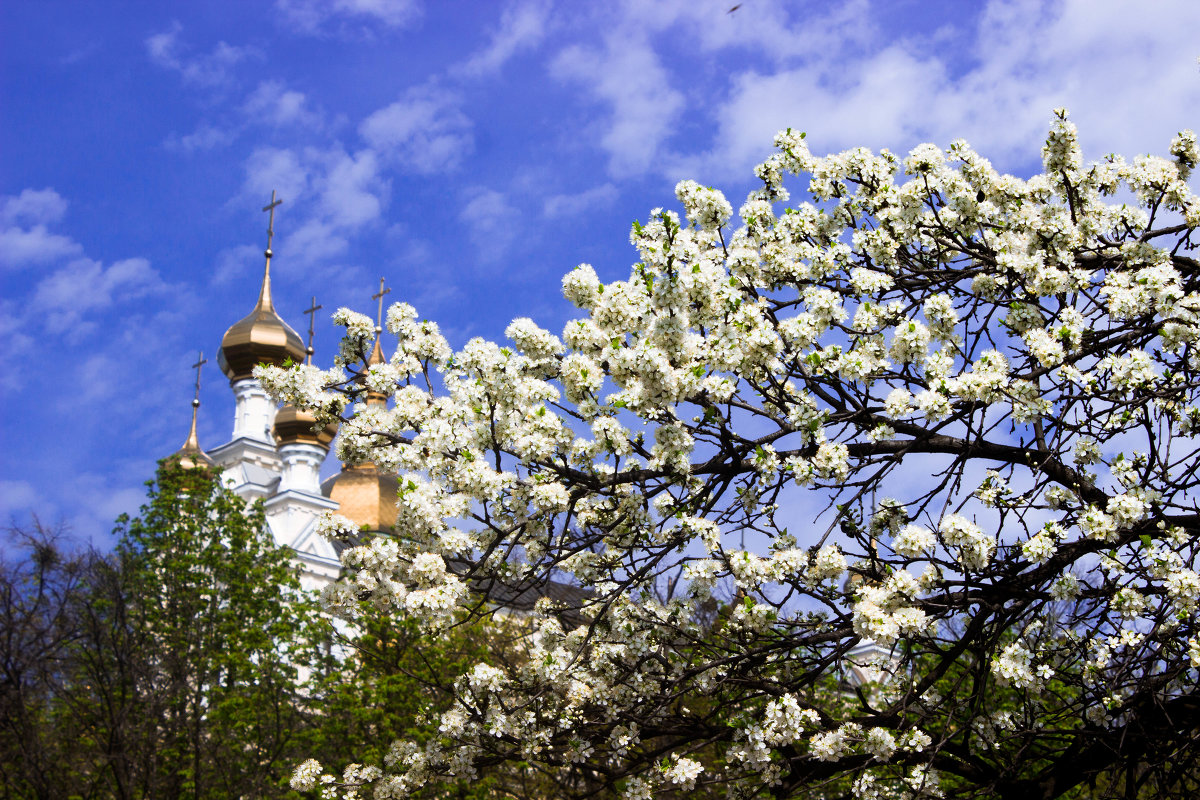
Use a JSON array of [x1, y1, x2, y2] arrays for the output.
[[0, 460, 328, 800], [0, 460, 526, 799], [306, 573, 510, 799], [100, 458, 325, 799]]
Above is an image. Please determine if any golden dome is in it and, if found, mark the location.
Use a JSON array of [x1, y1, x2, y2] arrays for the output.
[[321, 465, 398, 532], [367, 333, 386, 366], [363, 332, 390, 405], [274, 404, 339, 449], [218, 259, 306, 382], [172, 398, 215, 470]]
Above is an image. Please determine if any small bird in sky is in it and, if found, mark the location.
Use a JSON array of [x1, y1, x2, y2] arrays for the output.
[[728, 4, 742, 13]]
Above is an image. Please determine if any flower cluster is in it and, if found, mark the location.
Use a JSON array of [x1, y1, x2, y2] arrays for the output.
[[267, 112, 1200, 799]]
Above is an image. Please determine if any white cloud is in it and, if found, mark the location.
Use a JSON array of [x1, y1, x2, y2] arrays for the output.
[[240, 140, 389, 269], [316, 148, 387, 229], [0, 479, 39, 519], [144, 24, 182, 65], [0, 300, 33, 382], [65, 472, 151, 545], [0, 305, 34, 392], [78, 353, 125, 403], [164, 123, 238, 153], [0, 226, 82, 270], [620, 0, 875, 65], [89, 484, 146, 526], [267, 211, 351, 270], [676, 0, 1200, 181], [145, 22, 254, 88], [541, 0, 878, 182], [275, 0, 421, 35], [243, 80, 324, 130], [552, 34, 684, 178], [242, 147, 311, 206], [681, 48, 948, 179], [3, 188, 68, 226], [164, 81, 322, 154], [0, 188, 82, 270], [359, 83, 474, 173], [543, 182, 618, 218], [61, 42, 101, 67], [454, 0, 551, 78], [212, 244, 263, 286], [32, 257, 166, 335], [935, 0, 1200, 165], [460, 188, 519, 263]]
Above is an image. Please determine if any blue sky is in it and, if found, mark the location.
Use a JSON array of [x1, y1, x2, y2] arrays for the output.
[[1, 0, 1197, 545]]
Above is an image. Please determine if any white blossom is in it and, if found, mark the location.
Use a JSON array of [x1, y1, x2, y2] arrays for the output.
[[264, 113, 1200, 799], [892, 524, 935, 559]]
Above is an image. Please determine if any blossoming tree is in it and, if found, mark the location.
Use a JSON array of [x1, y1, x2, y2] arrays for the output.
[[264, 111, 1200, 799]]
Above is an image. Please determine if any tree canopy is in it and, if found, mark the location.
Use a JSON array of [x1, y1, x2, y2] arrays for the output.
[[1, 461, 520, 800], [263, 111, 1200, 800], [109, 460, 321, 800], [1, 462, 324, 800]]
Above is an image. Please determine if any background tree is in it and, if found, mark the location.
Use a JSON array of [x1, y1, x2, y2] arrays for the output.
[[1, 462, 528, 800], [309, 590, 528, 799], [0, 461, 332, 800], [102, 459, 324, 800], [0, 522, 98, 800], [265, 111, 1200, 800]]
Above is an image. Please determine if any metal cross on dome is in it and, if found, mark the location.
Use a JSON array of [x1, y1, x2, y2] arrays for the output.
[[302, 296, 322, 365], [372, 276, 391, 331], [191, 351, 207, 407], [262, 190, 282, 254]]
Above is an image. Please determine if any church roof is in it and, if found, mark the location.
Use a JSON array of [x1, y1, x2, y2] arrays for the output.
[[218, 262, 306, 381], [274, 403, 338, 449], [172, 353, 214, 469], [218, 193, 305, 382], [172, 429, 215, 470], [321, 465, 399, 532], [276, 295, 340, 450], [319, 326, 398, 531], [183, 224, 589, 624]]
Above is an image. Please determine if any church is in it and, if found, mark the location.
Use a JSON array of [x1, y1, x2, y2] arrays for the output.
[[164, 198, 882, 677], [171, 195, 398, 595]]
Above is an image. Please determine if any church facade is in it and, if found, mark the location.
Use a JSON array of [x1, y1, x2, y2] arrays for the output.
[[172, 201, 396, 594]]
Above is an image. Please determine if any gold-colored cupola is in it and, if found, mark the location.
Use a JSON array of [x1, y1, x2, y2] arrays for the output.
[[172, 351, 215, 469], [218, 191, 306, 382], [364, 275, 390, 406], [320, 277, 398, 532], [274, 296, 339, 450]]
